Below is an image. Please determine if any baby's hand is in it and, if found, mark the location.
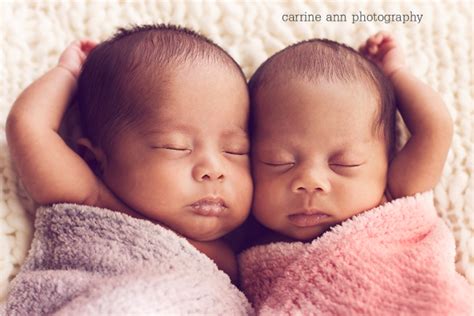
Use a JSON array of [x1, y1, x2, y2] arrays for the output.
[[58, 39, 97, 79], [359, 32, 405, 77]]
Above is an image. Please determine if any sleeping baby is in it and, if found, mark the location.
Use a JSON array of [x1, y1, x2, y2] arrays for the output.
[[239, 32, 473, 314], [6, 24, 253, 315]]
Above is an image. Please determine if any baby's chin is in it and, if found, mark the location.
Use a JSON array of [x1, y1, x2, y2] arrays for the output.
[[276, 225, 333, 242], [175, 220, 234, 242]]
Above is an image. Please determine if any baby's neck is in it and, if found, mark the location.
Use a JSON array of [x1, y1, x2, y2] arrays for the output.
[[187, 238, 238, 284]]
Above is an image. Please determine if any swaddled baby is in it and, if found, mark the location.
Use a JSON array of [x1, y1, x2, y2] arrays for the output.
[[240, 32, 473, 315], [6, 24, 253, 315]]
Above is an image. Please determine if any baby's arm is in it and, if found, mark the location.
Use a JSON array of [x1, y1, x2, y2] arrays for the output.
[[6, 40, 103, 205], [361, 32, 453, 198]]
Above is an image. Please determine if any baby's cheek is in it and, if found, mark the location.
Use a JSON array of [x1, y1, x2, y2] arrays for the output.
[[252, 195, 275, 229], [253, 178, 281, 213], [339, 179, 382, 215]]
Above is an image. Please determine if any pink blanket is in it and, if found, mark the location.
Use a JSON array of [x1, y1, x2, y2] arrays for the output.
[[239, 192, 473, 315]]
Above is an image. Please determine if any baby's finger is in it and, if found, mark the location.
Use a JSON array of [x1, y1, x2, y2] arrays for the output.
[[380, 35, 397, 50], [375, 31, 392, 40], [78, 50, 88, 64], [368, 31, 392, 47], [367, 34, 383, 46], [378, 31, 393, 39], [66, 40, 81, 50], [378, 32, 396, 48], [80, 39, 98, 54], [368, 43, 378, 55], [378, 41, 397, 57]]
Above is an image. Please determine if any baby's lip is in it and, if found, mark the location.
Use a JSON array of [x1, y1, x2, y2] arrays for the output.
[[189, 197, 228, 216], [288, 209, 330, 227]]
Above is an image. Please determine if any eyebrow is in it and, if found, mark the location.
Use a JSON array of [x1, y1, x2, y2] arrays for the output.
[[330, 140, 373, 156], [221, 128, 248, 138], [142, 125, 248, 138], [141, 124, 194, 136]]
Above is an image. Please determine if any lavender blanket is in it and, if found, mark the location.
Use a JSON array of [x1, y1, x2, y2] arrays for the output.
[[6, 204, 253, 315]]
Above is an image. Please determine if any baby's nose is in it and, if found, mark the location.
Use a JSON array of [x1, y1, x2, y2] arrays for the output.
[[192, 154, 225, 182], [291, 168, 330, 194], [198, 170, 224, 181]]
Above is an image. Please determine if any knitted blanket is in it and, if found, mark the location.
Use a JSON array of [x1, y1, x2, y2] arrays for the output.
[[1, 0, 472, 303], [6, 204, 252, 315], [239, 192, 473, 315]]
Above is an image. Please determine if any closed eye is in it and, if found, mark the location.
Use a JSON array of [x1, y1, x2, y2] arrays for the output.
[[152, 146, 191, 152], [223, 143, 250, 156], [262, 161, 295, 167], [330, 163, 362, 168], [224, 151, 249, 156]]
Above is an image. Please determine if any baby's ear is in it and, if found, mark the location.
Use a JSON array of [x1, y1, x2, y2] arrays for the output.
[[76, 138, 106, 176]]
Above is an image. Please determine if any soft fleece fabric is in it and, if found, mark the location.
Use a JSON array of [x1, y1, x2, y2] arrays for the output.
[[239, 192, 473, 315], [6, 203, 253, 315]]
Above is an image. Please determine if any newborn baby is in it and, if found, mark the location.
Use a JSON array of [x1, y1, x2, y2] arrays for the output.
[[239, 32, 472, 315], [6, 24, 254, 315]]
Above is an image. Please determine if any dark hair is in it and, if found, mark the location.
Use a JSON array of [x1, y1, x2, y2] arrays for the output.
[[77, 24, 245, 151], [249, 38, 396, 158]]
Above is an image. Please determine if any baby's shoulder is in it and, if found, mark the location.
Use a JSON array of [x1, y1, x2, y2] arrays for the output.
[[85, 179, 138, 218]]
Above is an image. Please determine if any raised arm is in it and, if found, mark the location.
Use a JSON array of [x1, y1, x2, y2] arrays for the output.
[[360, 32, 453, 199], [6, 40, 102, 205]]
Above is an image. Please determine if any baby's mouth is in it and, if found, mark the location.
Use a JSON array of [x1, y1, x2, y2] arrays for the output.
[[189, 197, 227, 216], [288, 209, 330, 227]]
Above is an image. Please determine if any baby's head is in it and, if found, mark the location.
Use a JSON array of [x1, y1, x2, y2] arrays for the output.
[[249, 39, 396, 241], [76, 24, 252, 241]]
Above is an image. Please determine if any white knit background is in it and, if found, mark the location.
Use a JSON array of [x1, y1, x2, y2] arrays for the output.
[[0, 0, 472, 302]]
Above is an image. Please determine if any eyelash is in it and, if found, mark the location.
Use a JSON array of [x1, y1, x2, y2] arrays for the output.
[[226, 153, 248, 156], [152, 146, 190, 152], [224, 150, 249, 156], [262, 162, 361, 170], [153, 147, 248, 156], [330, 163, 362, 168], [263, 162, 295, 167]]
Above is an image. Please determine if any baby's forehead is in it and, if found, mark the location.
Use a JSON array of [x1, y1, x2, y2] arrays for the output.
[[130, 64, 249, 123], [256, 75, 378, 108], [128, 60, 246, 105], [251, 78, 381, 141]]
